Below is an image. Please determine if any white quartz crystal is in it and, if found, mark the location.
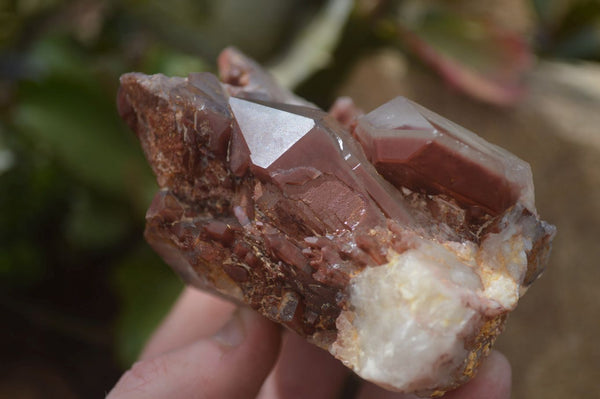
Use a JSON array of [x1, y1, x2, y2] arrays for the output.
[[330, 234, 528, 393]]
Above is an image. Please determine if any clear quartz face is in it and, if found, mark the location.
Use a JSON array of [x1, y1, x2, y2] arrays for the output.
[[355, 96, 534, 215]]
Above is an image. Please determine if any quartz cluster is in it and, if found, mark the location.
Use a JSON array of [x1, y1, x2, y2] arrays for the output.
[[117, 48, 555, 396]]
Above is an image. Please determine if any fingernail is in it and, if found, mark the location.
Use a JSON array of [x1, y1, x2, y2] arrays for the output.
[[212, 309, 245, 348]]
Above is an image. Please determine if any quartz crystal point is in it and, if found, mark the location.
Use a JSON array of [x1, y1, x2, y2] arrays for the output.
[[354, 97, 534, 217], [117, 48, 555, 397]]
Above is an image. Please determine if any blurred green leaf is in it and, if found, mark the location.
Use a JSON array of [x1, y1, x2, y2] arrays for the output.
[[532, 0, 570, 27], [27, 34, 91, 80], [0, 9, 20, 47], [0, 124, 71, 288], [552, 24, 600, 59], [391, 4, 532, 105], [0, 126, 16, 174], [113, 245, 182, 366], [551, 0, 600, 33], [412, 12, 503, 71], [15, 0, 65, 16], [121, 0, 302, 60], [142, 44, 209, 76], [0, 240, 44, 287], [65, 189, 132, 250], [13, 36, 156, 213], [544, 0, 600, 60]]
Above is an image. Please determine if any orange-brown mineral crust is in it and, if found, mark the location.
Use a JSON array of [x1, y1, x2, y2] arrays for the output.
[[117, 47, 555, 396]]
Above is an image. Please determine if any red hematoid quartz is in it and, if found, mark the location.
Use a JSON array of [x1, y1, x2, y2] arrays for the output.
[[117, 48, 555, 397]]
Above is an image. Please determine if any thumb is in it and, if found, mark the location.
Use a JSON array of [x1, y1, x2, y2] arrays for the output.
[[107, 307, 281, 399]]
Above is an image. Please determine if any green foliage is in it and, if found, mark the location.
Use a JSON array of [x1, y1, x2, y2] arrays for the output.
[[533, 0, 600, 60], [408, 11, 503, 71], [64, 190, 132, 250], [119, 0, 303, 60], [141, 44, 210, 76], [0, 123, 71, 287], [113, 245, 182, 366], [14, 37, 156, 211]]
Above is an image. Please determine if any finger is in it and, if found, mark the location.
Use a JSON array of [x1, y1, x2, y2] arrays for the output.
[[140, 287, 236, 360], [443, 351, 511, 399], [108, 307, 282, 399], [356, 382, 419, 399], [356, 350, 511, 399], [257, 331, 349, 399]]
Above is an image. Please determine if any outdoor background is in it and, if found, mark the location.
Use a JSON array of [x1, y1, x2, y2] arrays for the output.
[[1, 0, 599, 398]]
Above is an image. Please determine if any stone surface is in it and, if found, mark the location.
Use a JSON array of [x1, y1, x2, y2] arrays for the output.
[[218, 47, 315, 107], [228, 97, 411, 227], [355, 97, 534, 218], [117, 48, 555, 396]]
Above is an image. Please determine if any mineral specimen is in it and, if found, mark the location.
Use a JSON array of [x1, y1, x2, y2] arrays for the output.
[[117, 47, 555, 396]]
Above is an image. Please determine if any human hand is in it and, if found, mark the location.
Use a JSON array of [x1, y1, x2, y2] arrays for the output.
[[107, 288, 511, 399]]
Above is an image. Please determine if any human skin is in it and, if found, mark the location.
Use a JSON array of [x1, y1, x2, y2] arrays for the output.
[[107, 288, 512, 399]]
